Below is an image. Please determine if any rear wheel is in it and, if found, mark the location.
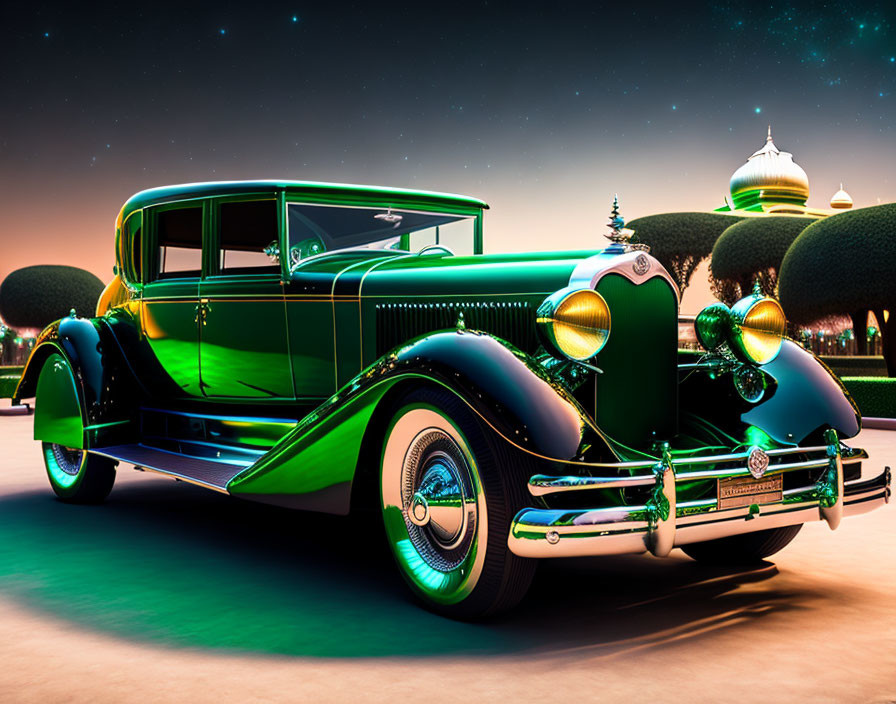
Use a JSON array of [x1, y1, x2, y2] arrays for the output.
[[379, 387, 536, 619], [681, 525, 802, 565], [42, 442, 116, 503]]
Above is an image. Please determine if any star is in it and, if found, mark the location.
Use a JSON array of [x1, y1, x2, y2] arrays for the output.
[[219, 28, 227, 35], [755, 107, 762, 113], [292, 15, 299, 22]]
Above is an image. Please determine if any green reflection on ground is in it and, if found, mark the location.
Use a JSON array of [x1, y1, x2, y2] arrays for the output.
[[0, 484, 516, 658]]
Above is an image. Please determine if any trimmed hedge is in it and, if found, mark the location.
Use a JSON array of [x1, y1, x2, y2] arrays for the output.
[[0, 266, 104, 330], [821, 356, 888, 378], [710, 215, 815, 302], [841, 377, 896, 418], [627, 211, 742, 293]]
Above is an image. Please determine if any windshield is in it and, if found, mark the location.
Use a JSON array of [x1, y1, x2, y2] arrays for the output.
[[287, 203, 473, 261]]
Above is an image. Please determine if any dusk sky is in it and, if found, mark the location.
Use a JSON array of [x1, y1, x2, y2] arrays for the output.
[[1, 2, 894, 312]]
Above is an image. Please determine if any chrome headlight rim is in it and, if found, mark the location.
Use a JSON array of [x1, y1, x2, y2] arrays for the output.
[[695, 295, 787, 366], [536, 286, 611, 362], [729, 294, 787, 365]]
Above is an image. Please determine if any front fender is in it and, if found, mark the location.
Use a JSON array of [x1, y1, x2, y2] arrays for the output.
[[680, 339, 861, 447], [228, 329, 608, 513], [742, 339, 861, 444]]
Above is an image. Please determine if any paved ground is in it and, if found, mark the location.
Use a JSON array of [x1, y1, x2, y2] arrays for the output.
[[0, 406, 894, 703]]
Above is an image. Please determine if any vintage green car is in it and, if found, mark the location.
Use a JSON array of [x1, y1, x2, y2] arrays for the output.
[[14, 180, 891, 618]]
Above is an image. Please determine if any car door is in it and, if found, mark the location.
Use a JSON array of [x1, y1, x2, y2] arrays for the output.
[[140, 202, 204, 397], [198, 196, 294, 399]]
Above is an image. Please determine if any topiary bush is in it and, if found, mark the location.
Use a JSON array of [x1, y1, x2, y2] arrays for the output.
[[628, 212, 743, 294], [779, 203, 896, 376], [709, 215, 814, 304], [0, 265, 105, 331]]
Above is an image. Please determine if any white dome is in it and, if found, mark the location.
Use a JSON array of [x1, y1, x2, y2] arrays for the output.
[[830, 184, 853, 209], [729, 127, 809, 206]]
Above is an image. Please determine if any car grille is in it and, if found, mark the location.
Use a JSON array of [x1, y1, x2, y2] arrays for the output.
[[592, 274, 679, 448], [375, 300, 538, 357]]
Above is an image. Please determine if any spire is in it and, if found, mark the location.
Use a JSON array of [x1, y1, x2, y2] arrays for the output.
[[767, 125, 772, 142], [606, 194, 625, 242]]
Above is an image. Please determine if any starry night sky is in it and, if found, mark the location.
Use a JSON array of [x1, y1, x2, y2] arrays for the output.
[[1, 2, 894, 310]]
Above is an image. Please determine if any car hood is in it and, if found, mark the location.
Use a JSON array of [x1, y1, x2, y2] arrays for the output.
[[351, 249, 601, 299]]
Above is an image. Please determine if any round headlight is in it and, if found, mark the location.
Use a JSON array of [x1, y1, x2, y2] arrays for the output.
[[694, 302, 731, 352], [537, 287, 611, 361], [729, 295, 787, 365]]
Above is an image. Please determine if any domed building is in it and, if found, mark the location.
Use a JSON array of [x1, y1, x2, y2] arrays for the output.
[[716, 127, 851, 218], [830, 184, 854, 210]]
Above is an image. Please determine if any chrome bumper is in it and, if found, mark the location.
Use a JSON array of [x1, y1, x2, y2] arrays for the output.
[[508, 430, 892, 559]]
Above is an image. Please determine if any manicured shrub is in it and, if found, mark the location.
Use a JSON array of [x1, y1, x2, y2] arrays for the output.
[[841, 377, 896, 418], [628, 212, 742, 294], [0, 266, 104, 330]]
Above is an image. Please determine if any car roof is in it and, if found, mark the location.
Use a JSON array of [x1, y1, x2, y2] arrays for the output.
[[117, 180, 488, 225]]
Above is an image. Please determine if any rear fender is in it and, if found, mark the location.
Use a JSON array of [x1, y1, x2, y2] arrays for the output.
[[228, 329, 609, 513], [17, 316, 140, 448]]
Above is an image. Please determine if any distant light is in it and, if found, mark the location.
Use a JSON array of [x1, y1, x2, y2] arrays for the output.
[[672, 104, 677, 110], [292, 14, 299, 22], [219, 28, 227, 35], [43, 32, 49, 38], [755, 107, 762, 113], [891, 57, 895, 62]]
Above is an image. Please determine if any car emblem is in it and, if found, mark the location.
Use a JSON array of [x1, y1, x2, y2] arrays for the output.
[[747, 447, 770, 479], [633, 254, 651, 275]]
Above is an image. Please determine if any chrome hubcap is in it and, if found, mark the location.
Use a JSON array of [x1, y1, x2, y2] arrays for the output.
[[401, 429, 477, 571]]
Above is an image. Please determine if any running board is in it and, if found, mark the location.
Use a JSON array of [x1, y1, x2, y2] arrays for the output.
[[92, 444, 251, 492]]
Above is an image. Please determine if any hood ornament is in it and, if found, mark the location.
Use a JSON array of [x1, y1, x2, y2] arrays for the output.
[[604, 194, 650, 254]]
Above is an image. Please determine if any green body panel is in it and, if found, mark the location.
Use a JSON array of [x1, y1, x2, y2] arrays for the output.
[[33, 352, 84, 449], [286, 299, 337, 399], [141, 279, 201, 397], [199, 276, 293, 399], [227, 379, 387, 511]]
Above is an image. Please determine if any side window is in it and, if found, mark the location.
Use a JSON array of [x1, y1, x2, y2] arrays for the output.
[[121, 212, 142, 283], [156, 206, 202, 279], [217, 200, 279, 275]]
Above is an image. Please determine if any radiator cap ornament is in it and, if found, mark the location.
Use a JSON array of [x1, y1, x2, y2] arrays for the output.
[[633, 253, 651, 275], [748, 446, 770, 479]]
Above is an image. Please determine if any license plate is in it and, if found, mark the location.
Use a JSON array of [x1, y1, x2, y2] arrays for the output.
[[717, 474, 783, 509]]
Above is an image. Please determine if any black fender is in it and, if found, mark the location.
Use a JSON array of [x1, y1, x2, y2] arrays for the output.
[[16, 314, 141, 447], [680, 339, 860, 447], [386, 329, 595, 461], [230, 328, 613, 513], [742, 340, 860, 444]]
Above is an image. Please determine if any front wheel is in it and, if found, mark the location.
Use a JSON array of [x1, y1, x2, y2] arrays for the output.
[[681, 524, 802, 565], [379, 387, 536, 619], [42, 442, 116, 503]]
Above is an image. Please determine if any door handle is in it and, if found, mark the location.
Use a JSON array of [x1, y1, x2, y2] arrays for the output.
[[194, 300, 211, 325]]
